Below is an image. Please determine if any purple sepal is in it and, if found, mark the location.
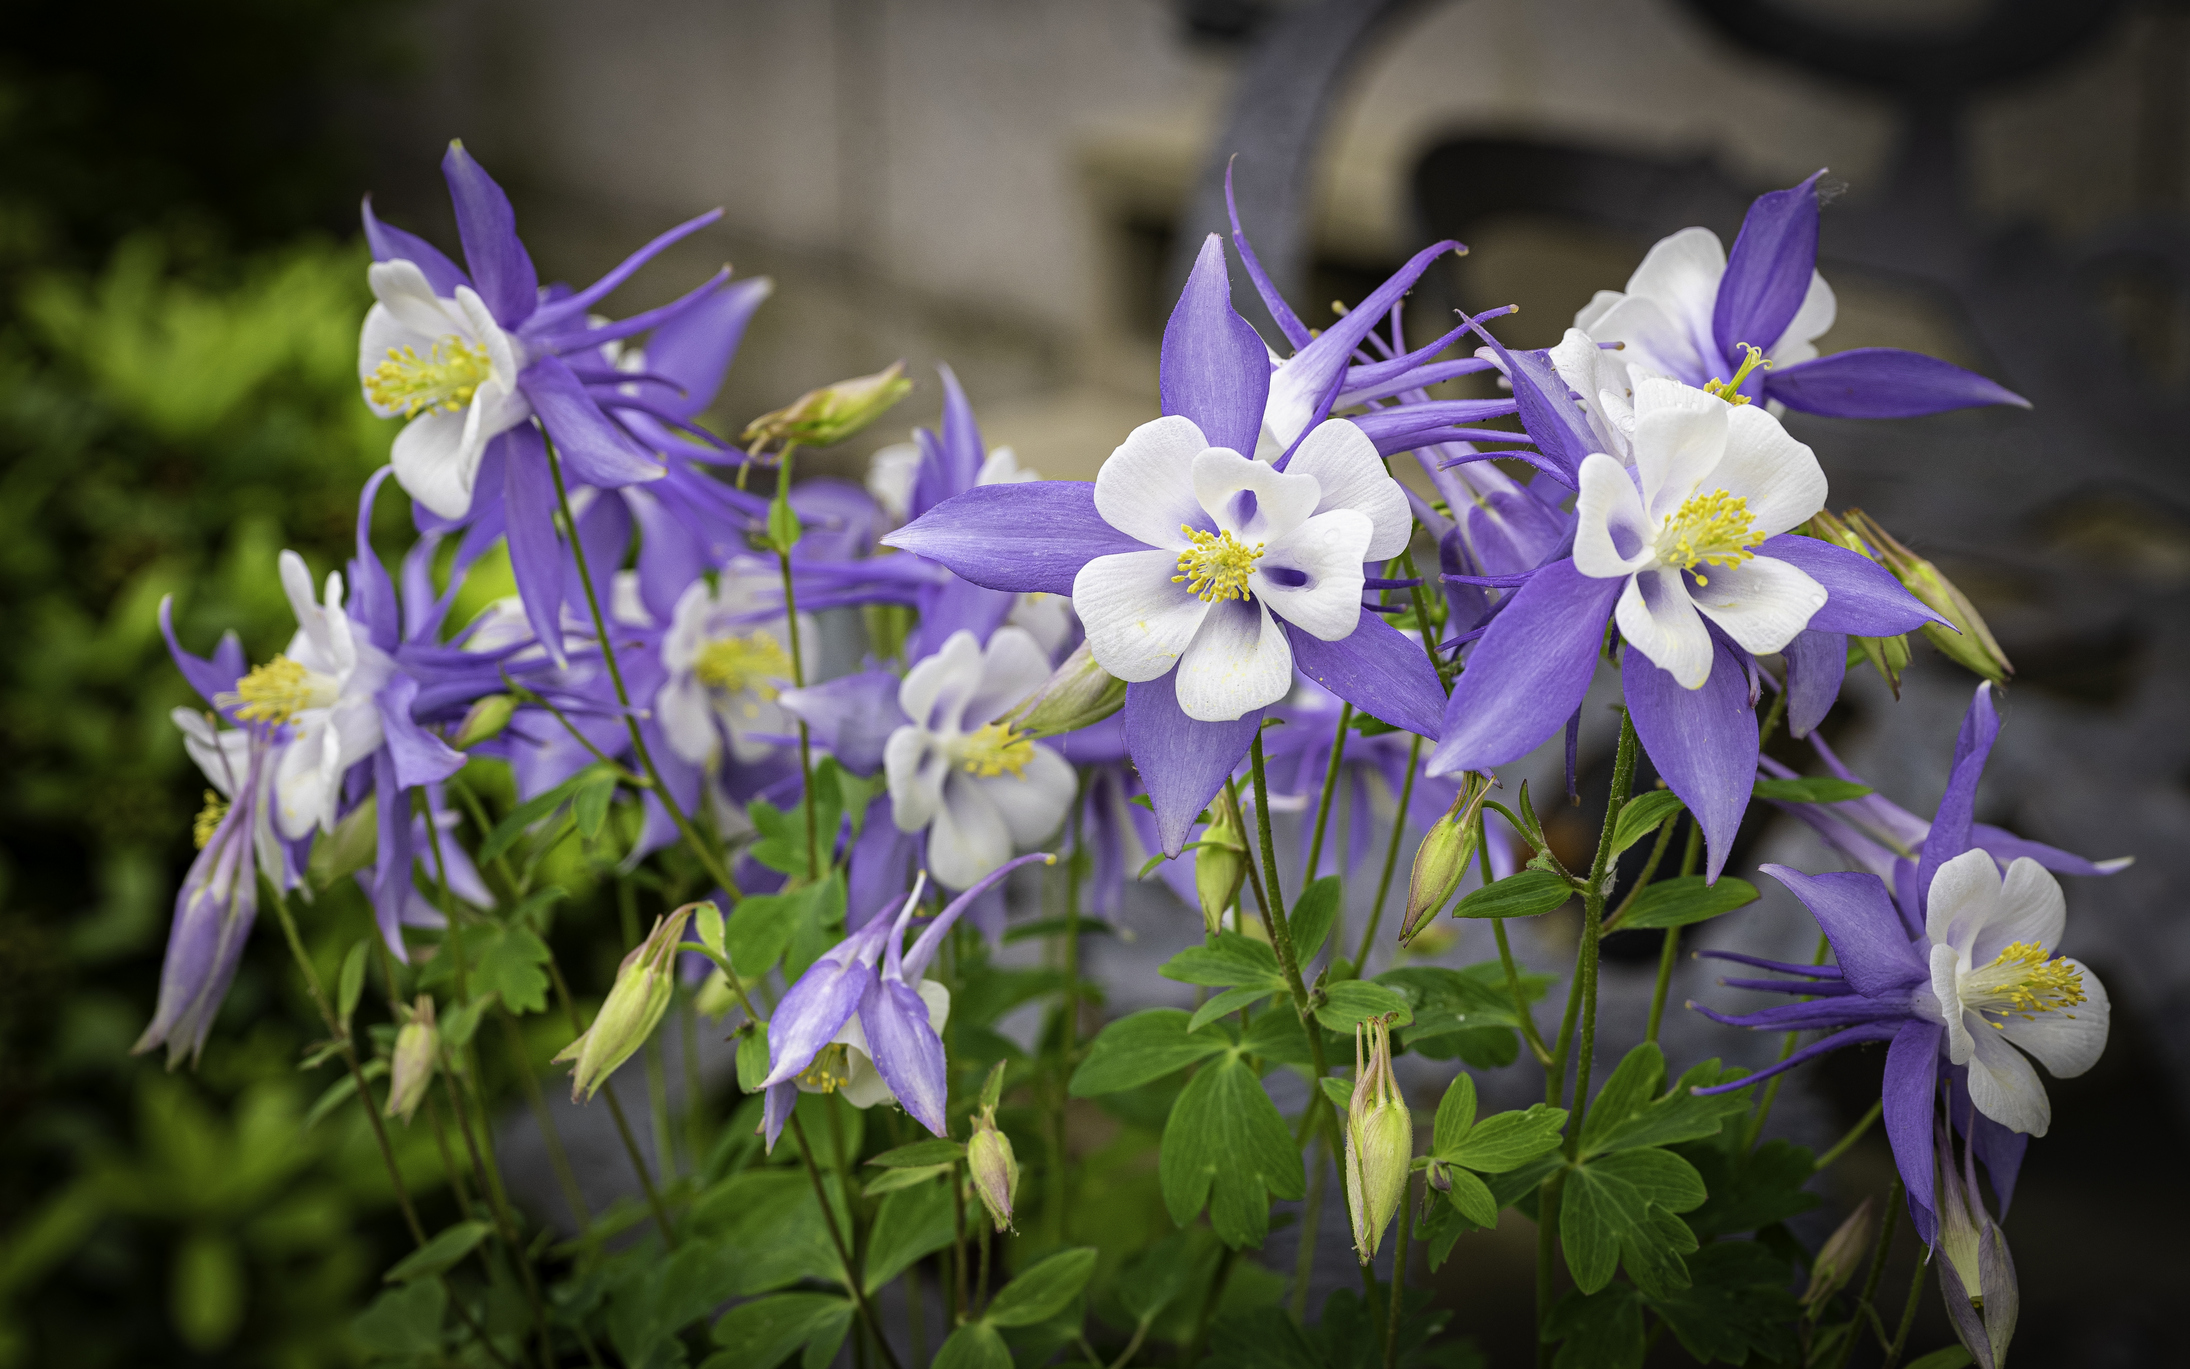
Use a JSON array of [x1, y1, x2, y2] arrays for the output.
[[503, 427, 571, 668], [1712, 171, 1823, 373], [1758, 866, 1928, 995], [781, 672, 910, 779], [369, 748, 413, 960], [1283, 614, 1444, 740], [1123, 673, 1260, 857], [1226, 164, 1312, 350], [1781, 629, 1846, 739], [440, 142, 539, 328], [846, 795, 922, 930], [1764, 349, 2029, 418], [1466, 330, 1590, 488], [883, 483, 1144, 596], [1623, 638, 1754, 884], [636, 274, 769, 422], [524, 353, 666, 490], [860, 976, 949, 1134], [564, 484, 633, 623], [361, 194, 469, 299], [1689, 1021, 1900, 1090], [1916, 682, 2001, 911], [760, 916, 894, 1087], [761, 1080, 797, 1152], [924, 364, 987, 511], [1756, 534, 1945, 635], [526, 209, 729, 339], [1160, 234, 1270, 458], [380, 675, 466, 788], [160, 597, 246, 712], [1271, 239, 1462, 464], [1427, 559, 1619, 775], [1884, 1020, 1944, 1245]]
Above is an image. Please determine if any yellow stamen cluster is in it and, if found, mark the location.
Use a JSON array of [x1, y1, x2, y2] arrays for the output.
[[365, 335, 493, 418], [795, 1042, 853, 1093], [193, 791, 229, 849], [1658, 489, 1762, 586], [1172, 525, 1264, 603], [692, 632, 793, 703], [959, 722, 1035, 779], [226, 655, 338, 724], [1703, 342, 1771, 406], [1964, 941, 2087, 1024]]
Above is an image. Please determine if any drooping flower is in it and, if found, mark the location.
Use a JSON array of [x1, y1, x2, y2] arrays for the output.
[[557, 906, 695, 1101], [1574, 172, 2027, 418], [656, 556, 810, 768]]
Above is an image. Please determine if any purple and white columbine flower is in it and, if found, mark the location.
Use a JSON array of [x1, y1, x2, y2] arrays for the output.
[[245, 552, 397, 840], [656, 556, 808, 769]]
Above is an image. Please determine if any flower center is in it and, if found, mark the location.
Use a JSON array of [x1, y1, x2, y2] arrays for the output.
[[1656, 489, 1761, 585], [1960, 940, 2087, 1023], [226, 655, 340, 724], [1702, 342, 1770, 406], [958, 722, 1034, 779], [1172, 526, 1264, 603], [193, 790, 228, 849], [365, 335, 494, 418], [796, 1042, 853, 1092], [692, 631, 792, 703]]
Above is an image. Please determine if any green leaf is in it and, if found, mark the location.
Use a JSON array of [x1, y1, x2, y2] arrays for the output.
[[1559, 1149, 1705, 1294], [863, 1180, 957, 1294], [1608, 790, 1685, 857], [1240, 1007, 1314, 1065], [1159, 1054, 1304, 1248], [1318, 1075, 1352, 1110], [309, 794, 379, 889], [572, 765, 618, 838], [303, 1059, 385, 1129], [1613, 876, 1758, 932], [1114, 1229, 1211, 1326], [1903, 1351, 1976, 1369], [867, 1139, 966, 1168], [1446, 1105, 1568, 1174], [687, 1170, 846, 1294], [1188, 985, 1279, 1032], [1754, 776, 1873, 803], [172, 1230, 245, 1351], [931, 1322, 1012, 1369], [778, 875, 849, 983], [1288, 876, 1342, 962], [724, 881, 821, 981], [1442, 1166, 1499, 1228], [1640, 1241, 1800, 1365], [1578, 1043, 1667, 1155], [1069, 1009, 1231, 1097], [1432, 1073, 1478, 1155], [351, 1279, 447, 1358], [986, 1245, 1097, 1327], [335, 940, 367, 1032], [1452, 869, 1574, 919], [862, 1165, 950, 1198], [736, 1027, 769, 1093], [1544, 1285, 1643, 1369], [1680, 1137, 1819, 1238], [748, 782, 845, 879], [1160, 933, 1285, 990], [383, 1221, 492, 1282], [1312, 979, 1413, 1032], [707, 1293, 854, 1369], [479, 769, 592, 864], [471, 924, 552, 1014], [1584, 1054, 1752, 1156], [1381, 961, 1550, 1041]]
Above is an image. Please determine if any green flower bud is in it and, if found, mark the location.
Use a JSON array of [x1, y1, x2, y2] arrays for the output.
[[453, 693, 516, 748], [1400, 776, 1490, 945], [1194, 800, 1249, 936], [1800, 1196, 1875, 1308], [385, 995, 439, 1126], [1000, 640, 1126, 739], [1837, 510, 2013, 686], [1808, 512, 1914, 694], [308, 792, 379, 890], [967, 1105, 1019, 1234], [1344, 1017, 1413, 1265], [742, 361, 913, 452], [553, 905, 695, 1102]]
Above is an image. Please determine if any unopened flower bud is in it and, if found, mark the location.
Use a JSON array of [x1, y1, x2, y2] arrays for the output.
[[1001, 641, 1126, 739], [1837, 510, 2013, 686], [742, 361, 912, 451], [453, 693, 516, 748], [1808, 513, 1914, 693], [1935, 1126, 2017, 1369], [1400, 776, 1490, 945], [1800, 1196, 1876, 1308], [1194, 800, 1249, 936], [386, 995, 439, 1125], [967, 1105, 1019, 1234], [1344, 1016, 1413, 1265], [553, 904, 695, 1101]]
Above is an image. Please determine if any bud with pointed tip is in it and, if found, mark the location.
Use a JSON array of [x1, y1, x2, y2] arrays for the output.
[[967, 1062, 1018, 1234], [1838, 509, 2013, 686], [1344, 1016, 1413, 1265], [742, 361, 913, 452], [386, 995, 439, 1125], [1801, 1195, 1876, 1308], [553, 905, 695, 1102], [1935, 1125, 2017, 1369], [1194, 799, 1249, 936], [1401, 776, 1490, 945], [1808, 511, 1913, 693], [1000, 640, 1126, 739], [453, 694, 516, 748]]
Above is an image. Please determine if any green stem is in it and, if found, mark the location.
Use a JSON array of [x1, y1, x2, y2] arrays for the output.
[[1290, 1137, 1330, 1321], [1354, 733, 1421, 967], [1826, 1177, 1901, 1369], [1563, 710, 1640, 1144], [1383, 1176, 1413, 1369], [1186, 1246, 1237, 1366], [1645, 926, 1682, 1045], [1535, 1171, 1564, 1369], [1816, 1100, 1885, 1172], [499, 1006, 592, 1227], [789, 1112, 905, 1369], [1238, 743, 1333, 1141], [770, 443, 823, 882], [1879, 1236, 1927, 1369], [1757, 676, 1791, 752], [949, 1161, 969, 1323], [682, 990, 705, 1173], [548, 959, 678, 1247], [1306, 703, 1353, 883], [1483, 813, 1554, 1068]]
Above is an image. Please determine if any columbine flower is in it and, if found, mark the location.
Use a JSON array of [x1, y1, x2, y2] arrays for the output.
[[656, 557, 809, 767], [884, 235, 1445, 853], [1574, 171, 2027, 417], [557, 906, 695, 1101], [883, 628, 1075, 891]]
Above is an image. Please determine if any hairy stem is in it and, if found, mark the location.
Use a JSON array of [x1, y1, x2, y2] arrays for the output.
[[1384, 1176, 1414, 1369], [789, 1112, 904, 1369], [1354, 733, 1421, 967], [1566, 709, 1640, 1154]]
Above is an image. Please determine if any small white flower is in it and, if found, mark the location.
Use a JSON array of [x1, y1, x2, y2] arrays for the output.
[[358, 261, 532, 520], [1072, 416, 1410, 722], [1573, 378, 1828, 688], [657, 558, 810, 767], [883, 628, 1075, 890], [1007, 592, 1076, 658], [1923, 849, 2110, 1137], [1574, 225, 1836, 389]]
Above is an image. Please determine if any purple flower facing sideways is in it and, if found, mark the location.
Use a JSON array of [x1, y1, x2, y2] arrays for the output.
[[757, 853, 1054, 1149]]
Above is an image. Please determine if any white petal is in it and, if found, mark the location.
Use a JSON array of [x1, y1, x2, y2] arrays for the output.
[[1253, 510, 1370, 641], [278, 550, 335, 662], [1614, 566, 1711, 689], [1772, 270, 1837, 358], [1550, 329, 1633, 461], [899, 630, 985, 733], [1998, 960, 2108, 1078], [1629, 378, 1730, 519], [1933, 940, 1975, 1064], [1621, 226, 1725, 360], [1926, 848, 2002, 956], [916, 978, 950, 1030], [1710, 405, 1828, 536], [1073, 549, 1211, 683], [273, 723, 335, 840], [1094, 415, 1209, 548], [1585, 294, 1709, 389], [1965, 1022, 2051, 1136], [1970, 857, 2066, 964], [455, 286, 524, 381], [974, 743, 1076, 847], [367, 259, 467, 337], [1174, 599, 1292, 722], [885, 725, 950, 834], [358, 304, 430, 418], [961, 626, 1053, 727], [1689, 555, 1826, 656], [837, 1049, 892, 1110], [1573, 288, 1624, 336], [328, 694, 387, 773], [1574, 453, 1656, 579], [1281, 419, 1412, 559], [929, 774, 1014, 889], [1191, 447, 1320, 544], [656, 674, 718, 766], [391, 409, 483, 520]]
